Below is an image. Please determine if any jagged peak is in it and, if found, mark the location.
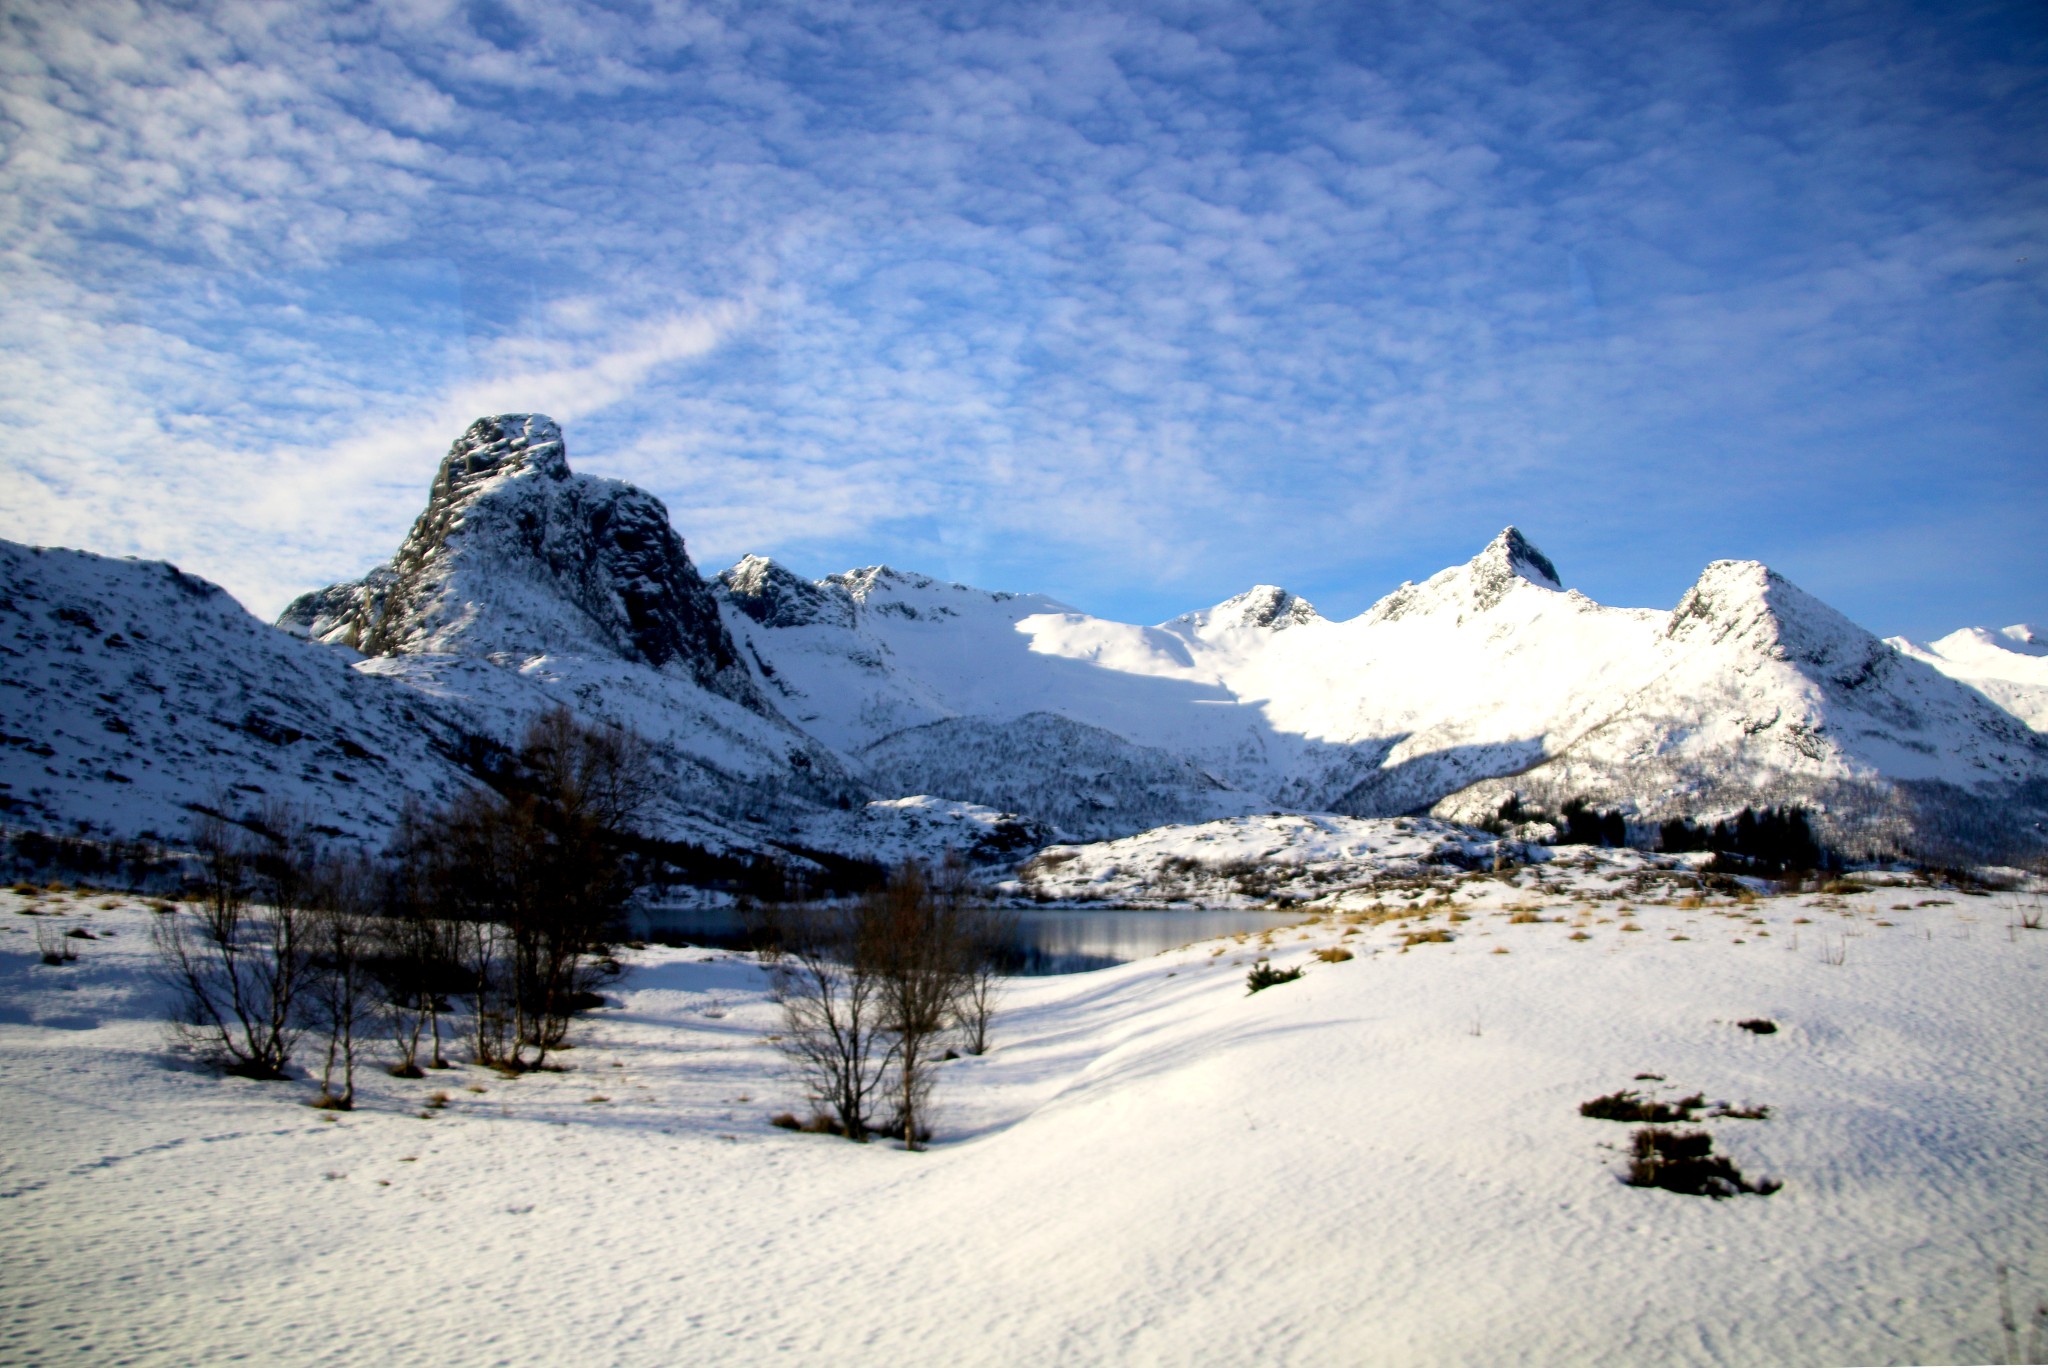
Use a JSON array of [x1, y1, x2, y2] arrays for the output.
[[436, 414, 569, 497], [1361, 527, 1564, 624], [1477, 527, 1563, 591], [1667, 559, 1894, 683], [1175, 584, 1321, 633], [829, 565, 932, 601], [720, 553, 789, 597], [718, 555, 854, 630]]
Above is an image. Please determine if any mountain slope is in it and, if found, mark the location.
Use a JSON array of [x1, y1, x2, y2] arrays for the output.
[[1887, 625, 2048, 732], [1432, 563, 2048, 858], [729, 531, 2048, 860], [6, 409, 2041, 868], [0, 541, 476, 842]]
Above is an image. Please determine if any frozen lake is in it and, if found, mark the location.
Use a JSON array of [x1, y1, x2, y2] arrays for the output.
[[631, 905, 1299, 974]]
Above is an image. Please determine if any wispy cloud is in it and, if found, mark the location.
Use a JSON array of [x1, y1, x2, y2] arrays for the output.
[[1, 0, 2042, 636]]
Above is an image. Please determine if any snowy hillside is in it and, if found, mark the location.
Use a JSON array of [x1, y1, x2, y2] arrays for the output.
[[790, 795, 1052, 870], [1888, 625, 2048, 732], [859, 713, 1268, 841], [0, 541, 475, 842], [7, 873, 2046, 1365]]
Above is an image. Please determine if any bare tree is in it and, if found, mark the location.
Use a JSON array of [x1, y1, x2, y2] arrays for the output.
[[403, 708, 660, 1070], [954, 891, 1015, 1057], [868, 863, 975, 1149], [375, 806, 462, 1075], [511, 707, 659, 1063], [765, 860, 1006, 1148], [306, 854, 378, 1109], [760, 899, 896, 1142], [151, 806, 318, 1078]]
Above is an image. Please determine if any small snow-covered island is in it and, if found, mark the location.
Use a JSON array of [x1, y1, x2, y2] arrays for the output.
[[3, 415, 2045, 1366]]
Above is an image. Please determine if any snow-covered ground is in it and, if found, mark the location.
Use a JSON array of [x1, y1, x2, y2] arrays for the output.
[[4, 870, 2047, 1366]]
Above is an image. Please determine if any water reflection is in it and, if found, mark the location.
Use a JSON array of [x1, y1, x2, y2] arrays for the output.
[[629, 905, 1297, 976]]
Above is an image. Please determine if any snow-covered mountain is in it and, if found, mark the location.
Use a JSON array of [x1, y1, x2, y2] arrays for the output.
[[277, 415, 862, 828], [720, 528, 2048, 861], [1886, 625, 2048, 733], [1432, 562, 2047, 859], [281, 415, 762, 710], [5, 414, 2042, 868]]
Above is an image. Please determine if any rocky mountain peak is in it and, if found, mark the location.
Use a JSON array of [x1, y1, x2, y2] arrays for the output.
[[1179, 585, 1321, 633], [1478, 527, 1563, 592], [278, 415, 769, 714], [439, 414, 569, 493], [1667, 559, 1903, 693], [1361, 526, 1564, 625], [717, 556, 855, 630]]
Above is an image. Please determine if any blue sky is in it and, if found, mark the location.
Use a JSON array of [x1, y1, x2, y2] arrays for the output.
[[1, 0, 2042, 639]]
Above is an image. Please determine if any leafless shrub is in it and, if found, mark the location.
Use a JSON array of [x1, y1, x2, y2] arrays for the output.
[[953, 885, 1014, 1057], [869, 862, 979, 1149], [375, 804, 464, 1075], [152, 806, 320, 1079], [33, 919, 75, 965], [404, 708, 659, 1071], [306, 855, 379, 1110], [762, 859, 1005, 1147], [758, 899, 895, 1143]]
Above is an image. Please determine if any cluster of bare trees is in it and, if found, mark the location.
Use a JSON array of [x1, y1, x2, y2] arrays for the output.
[[153, 708, 657, 1105], [757, 860, 1013, 1149]]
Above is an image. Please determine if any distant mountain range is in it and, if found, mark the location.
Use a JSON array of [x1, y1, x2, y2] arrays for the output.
[[4, 414, 2043, 869]]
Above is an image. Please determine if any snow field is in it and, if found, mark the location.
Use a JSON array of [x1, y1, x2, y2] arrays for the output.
[[2, 870, 2046, 1366]]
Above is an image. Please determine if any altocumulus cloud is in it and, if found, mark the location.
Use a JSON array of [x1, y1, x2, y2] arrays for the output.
[[0, 0, 2042, 635]]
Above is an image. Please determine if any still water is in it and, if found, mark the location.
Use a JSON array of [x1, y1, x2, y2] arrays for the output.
[[629, 905, 1298, 975]]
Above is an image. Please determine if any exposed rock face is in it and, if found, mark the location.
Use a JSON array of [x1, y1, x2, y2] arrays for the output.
[[1173, 585, 1321, 633], [718, 555, 855, 630], [280, 415, 765, 713]]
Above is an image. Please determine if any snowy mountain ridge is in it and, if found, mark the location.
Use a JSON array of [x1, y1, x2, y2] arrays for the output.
[[4, 413, 2044, 867], [1886, 624, 2048, 732], [718, 522, 2048, 860]]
